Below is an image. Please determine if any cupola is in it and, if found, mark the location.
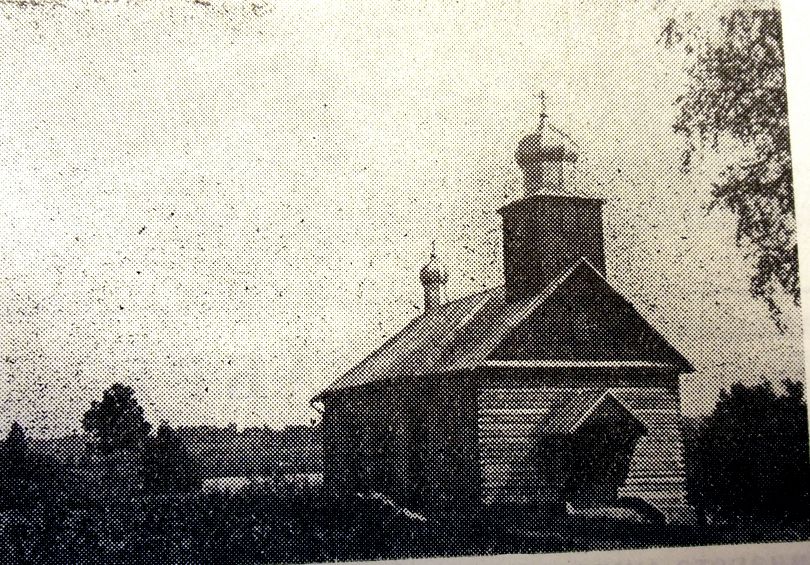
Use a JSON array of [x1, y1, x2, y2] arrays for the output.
[[498, 94, 606, 299], [515, 96, 578, 194], [419, 242, 448, 313]]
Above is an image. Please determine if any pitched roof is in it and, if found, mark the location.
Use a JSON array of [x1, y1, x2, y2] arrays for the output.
[[543, 390, 644, 435], [314, 259, 693, 400], [318, 288, 495, 396]]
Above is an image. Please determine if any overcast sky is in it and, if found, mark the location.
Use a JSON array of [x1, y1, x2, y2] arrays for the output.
[[0, 0, 800, 436]]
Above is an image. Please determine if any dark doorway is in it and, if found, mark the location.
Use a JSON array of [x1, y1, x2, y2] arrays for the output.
[[564, 403, 645, 507]]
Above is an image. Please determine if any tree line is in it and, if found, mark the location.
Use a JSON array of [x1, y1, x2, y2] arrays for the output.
[[0, 377, 807, 563]]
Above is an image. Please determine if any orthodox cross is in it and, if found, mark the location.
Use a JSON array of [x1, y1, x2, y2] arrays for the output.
[[534, 89, 548, 135]]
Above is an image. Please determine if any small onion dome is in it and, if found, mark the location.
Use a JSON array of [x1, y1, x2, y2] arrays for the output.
[[515, 130, 578, 170], [419, 251, 448, 286]]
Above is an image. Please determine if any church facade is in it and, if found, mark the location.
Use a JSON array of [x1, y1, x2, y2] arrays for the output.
[[313, 115, 694, 525]]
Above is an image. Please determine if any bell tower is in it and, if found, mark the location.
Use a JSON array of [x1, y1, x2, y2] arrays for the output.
[[498, 95, 606, 299]]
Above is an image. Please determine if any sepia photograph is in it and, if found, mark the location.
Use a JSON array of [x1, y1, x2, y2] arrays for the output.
[[0, 0, 807, 563]]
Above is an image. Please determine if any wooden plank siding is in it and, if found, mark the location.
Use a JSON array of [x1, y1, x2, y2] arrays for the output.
[[476, 372, 689, 522], [418, 377, 480, 513], [612, 388, 688, 518], [478, 385, 576, 505], [322, 383, 409, 501], [322, 370, 690, 523], [322, 377, 480, 517]]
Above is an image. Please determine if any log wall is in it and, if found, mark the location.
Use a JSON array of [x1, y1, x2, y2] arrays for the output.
[[322, 378, 479, 516], [322, 383, 409, 501], [476, 371, 690, 522], [611, 386, 688, 521]]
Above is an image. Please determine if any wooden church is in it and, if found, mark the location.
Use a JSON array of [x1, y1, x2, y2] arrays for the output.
[[313, 110, 695, 525]]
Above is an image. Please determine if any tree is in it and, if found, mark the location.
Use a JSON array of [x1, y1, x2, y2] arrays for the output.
[[139, 421, 201, 494], [662, 8, 797, 329], [3, 422, 28, 461], [0, 423, 78, 512], [82, 383, 151, 454], [684, 379, 810, 522], [0, 422, 30, 510]]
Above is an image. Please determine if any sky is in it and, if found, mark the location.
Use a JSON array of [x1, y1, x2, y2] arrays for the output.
[[0, 0, 802, 437]]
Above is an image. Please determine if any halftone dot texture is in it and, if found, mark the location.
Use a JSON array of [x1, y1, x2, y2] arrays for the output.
[[0, 1, 806, 564]]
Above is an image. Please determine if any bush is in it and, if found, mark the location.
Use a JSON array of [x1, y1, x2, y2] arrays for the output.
[[684, 379, 810, 523], [139, 422, 202, 495]]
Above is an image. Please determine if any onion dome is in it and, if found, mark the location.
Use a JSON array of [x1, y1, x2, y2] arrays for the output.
[[419, 246, 448, 286], [515, 123, 578, 171], [515, 103, 578, 194]]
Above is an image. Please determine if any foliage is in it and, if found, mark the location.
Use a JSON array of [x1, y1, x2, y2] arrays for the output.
[[0, 476, 480, 565], [663, 8, 797, 328], [0, 417, 485, 564], [82, 383, 152, 454], [683, 379, 810, 522], [139, 421, 202, 494], [0, 423, 97, 564], [0, 422, 30, 511], [0, 422, 80, 513], [4, 421, 27, 460]]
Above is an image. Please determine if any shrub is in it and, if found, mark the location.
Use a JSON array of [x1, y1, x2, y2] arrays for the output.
[[684, 379, 810, 523]]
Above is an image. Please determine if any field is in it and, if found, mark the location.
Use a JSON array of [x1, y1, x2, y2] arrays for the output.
[[30, 424, 322, 481]]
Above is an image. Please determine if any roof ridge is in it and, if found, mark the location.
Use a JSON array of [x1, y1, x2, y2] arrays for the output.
[[398, 289, 496, 377], [470, 258, 590, 364], [314, 287, 502, 399], [314, 256, 692, 400], [431, 284, 502, 312], [342, 287, 499, 377], [427, 288, 497, 366], [546, 388, 643, 435], [570, 258, 695, 373]]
